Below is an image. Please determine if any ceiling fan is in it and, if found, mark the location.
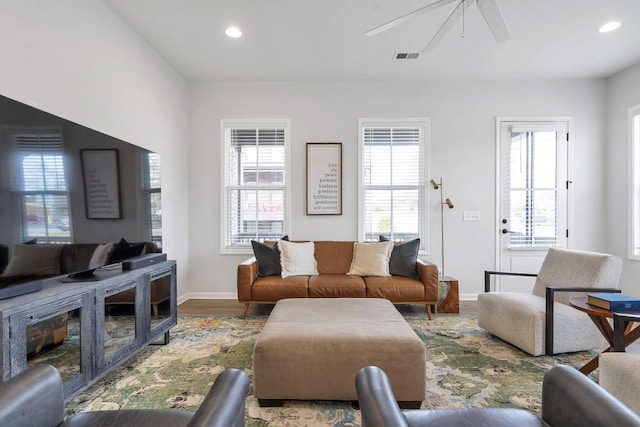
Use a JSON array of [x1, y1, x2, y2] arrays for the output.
[[365, 0, 511, 52]]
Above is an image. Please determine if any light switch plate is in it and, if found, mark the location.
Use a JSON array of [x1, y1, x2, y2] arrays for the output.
[[463, 211, 480, 221]]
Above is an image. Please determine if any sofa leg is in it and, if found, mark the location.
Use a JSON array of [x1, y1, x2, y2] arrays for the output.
[[426, 304, 433, 320], [241, 303, 249, 319]]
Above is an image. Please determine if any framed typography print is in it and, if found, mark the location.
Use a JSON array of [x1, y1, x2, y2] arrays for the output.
[[306, 142, 342, 215], [81, 149, 122, 219]]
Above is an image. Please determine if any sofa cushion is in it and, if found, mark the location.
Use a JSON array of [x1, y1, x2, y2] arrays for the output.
[[251, 275, 309, 301], [314, 241, 356, 274], [251, 236, 289, 277], [380, 236, 420, 279], [365, 276, 425, 301], [347, 241, 393, 277], [88, 242, 115, 269], [1, 244, 63, 277], [309, 274, 366, 298], [279, 240, 318, 278]]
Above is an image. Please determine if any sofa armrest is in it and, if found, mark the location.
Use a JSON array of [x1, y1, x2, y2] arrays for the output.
[[187, 368, 250, 427], [237, 257, 258, 302], [542, 364, 640, 426], [416, 259, 439, 302], [0, 364, 64, 427]]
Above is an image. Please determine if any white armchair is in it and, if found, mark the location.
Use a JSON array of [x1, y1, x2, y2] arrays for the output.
[[478, 248, 622, 356], [599, 312, 640, 414]]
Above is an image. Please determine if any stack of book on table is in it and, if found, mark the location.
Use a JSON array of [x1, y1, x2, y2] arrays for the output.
[[587, 293, 640, 311]]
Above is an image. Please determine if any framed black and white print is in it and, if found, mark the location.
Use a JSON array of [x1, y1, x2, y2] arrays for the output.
[[81, 149, 122, 219], [306, 142, 342, 215]]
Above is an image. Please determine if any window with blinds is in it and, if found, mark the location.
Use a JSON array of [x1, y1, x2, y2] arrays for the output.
[[143, 151, 162, 248], [359, 119, 428, 247], [222, 120, 289, 253], [631, 106, 640, 259], [9, 130, 71, 243]]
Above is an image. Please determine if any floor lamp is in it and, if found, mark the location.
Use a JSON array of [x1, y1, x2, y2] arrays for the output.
[[430, 178, 454, 277]]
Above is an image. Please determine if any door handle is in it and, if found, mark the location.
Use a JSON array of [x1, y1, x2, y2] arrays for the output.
[[502, 229, 515, 234]]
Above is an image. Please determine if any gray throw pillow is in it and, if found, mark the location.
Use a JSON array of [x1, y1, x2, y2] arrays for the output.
[[251, 235, 289, 277], [379, 236, 420, 279]]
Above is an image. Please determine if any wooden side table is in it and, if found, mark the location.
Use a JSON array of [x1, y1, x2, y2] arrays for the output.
[[436, 276, 459, 314], [569, 297, 640, 374]]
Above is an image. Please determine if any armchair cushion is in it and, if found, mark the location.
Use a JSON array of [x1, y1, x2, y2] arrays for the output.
[[478, 292, 606, 355], [532, 248, 622, 304]]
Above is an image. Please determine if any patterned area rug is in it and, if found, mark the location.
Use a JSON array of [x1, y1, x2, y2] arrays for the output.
[[65, 315, 596, 426]]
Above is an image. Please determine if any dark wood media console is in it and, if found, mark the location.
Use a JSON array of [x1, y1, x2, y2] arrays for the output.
[[0, 260, 177, 401]]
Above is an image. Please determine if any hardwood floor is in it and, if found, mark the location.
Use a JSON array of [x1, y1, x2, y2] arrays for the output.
[[178, 299, 477, 317]]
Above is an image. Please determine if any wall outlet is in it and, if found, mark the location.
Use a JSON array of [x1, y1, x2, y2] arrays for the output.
[[463, 211, 480, 221]]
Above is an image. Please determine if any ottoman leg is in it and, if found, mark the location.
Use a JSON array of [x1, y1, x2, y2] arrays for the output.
[[258, 399, 284, 407], [399, 401, 422, 409]]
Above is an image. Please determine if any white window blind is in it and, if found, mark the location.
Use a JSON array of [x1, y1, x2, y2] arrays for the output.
[[143, 151, 162, 248], [359, 120, 427, 246], [222, 121, 288, 252], [631, 106, 640, 259], [10, 131, 71, 243]]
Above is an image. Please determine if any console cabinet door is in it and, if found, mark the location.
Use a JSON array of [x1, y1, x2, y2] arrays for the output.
[[9, 292, 93, 398], [96, 276, 145, 372], [148, 264, 177, 343]]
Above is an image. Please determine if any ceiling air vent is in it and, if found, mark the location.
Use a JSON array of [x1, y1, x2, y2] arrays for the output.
[[394, 52, 420, 60]]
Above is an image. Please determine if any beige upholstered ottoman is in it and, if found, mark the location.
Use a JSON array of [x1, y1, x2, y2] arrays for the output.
[[253, 298, 426, 406]]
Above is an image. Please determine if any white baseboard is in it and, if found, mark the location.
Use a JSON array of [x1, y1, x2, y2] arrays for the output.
[[460, 293, 479, 301], [178, 292, 238, 305]]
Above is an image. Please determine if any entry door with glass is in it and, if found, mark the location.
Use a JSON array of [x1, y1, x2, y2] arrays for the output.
[[497, 119, 570, 291]]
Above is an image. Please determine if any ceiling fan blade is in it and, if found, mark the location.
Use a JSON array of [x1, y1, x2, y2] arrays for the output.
[[476, 0, 511, 43], [365, 0, 458, 36], [422, 0, 472, 51]]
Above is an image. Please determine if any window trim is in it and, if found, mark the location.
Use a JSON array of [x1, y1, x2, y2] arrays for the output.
[[629, 105, 640, 260], [219, 118, 291, 255], [357, 117, 430, 254]]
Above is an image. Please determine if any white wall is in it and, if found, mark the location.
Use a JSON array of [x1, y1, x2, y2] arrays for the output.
[[606, 61, 640, 295], [0, 1, 190, 293], [189, 79, 607, 299]]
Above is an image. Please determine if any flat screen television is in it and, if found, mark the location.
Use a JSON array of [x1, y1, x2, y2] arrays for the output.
[[0, 93, 162, 290]]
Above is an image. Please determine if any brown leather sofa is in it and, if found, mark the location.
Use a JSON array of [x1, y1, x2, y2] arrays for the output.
[[237, 241, 439, 319]]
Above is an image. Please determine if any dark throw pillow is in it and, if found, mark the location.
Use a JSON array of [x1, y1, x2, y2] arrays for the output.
[[109, 238, 146, 263], [379, 235, 420, 279], [251, 235, 289, 277]]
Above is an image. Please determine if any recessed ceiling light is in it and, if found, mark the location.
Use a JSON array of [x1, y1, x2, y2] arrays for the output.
[[599, 21, 621, 33], [225, 26, 242, 38]]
